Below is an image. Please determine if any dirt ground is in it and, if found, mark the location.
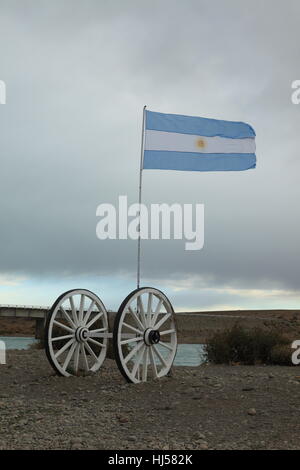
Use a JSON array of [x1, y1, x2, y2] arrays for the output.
[[0, 349, 299, 450]]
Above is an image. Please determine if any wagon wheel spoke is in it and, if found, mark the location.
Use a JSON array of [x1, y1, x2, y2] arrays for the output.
[[147, 293, 153, 313], [159, 329, 176, 336], [123, 340, 144, 365], [119, 333, 136, 339], [84, 341, 99, 362], [51, 334, 74, 342], [83, 300, 96, 326], [149, 345, 158, 378], [159, 341, 173, 351], [78, 294, 85, 323], [152, 344, 168, 368], [137, 296, 147, 327], [69, 296, 79, 326], [87, 337, 105, 348], [59, 306, 76, 329], [153, 313, 171, 331], [63, 342, 77, 371], [73, 343, 80, 375], [88, 328, 107, 338], [146, 293, 153, 327], [142, 346, 149, 382], [132, 344, 146, 379], [122, 322, 143, 335], [53, 320, 74, 334], [120, 336, 143, 345], [128, 306, 144, 331], [85, 311, 104, 329], [55, 338, 75, 359], [150, 299, 163, 327], [80, 343, 89, 371]]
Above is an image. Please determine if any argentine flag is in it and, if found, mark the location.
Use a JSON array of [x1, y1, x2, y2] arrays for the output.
[[143, 110, 256, 172]]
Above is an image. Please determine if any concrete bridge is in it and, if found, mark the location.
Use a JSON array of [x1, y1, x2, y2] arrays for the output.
[[0, 304, 49, 339]]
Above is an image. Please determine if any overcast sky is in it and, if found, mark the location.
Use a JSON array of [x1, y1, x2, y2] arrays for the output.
[[0, 0, 300, 311]]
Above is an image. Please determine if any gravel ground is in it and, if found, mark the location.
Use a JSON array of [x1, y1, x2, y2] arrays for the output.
[[0, 349, 299, 450]]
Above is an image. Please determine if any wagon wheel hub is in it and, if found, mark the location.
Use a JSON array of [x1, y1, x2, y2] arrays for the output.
[[75, 326, 89, 343], [144, 328, 160, 346]]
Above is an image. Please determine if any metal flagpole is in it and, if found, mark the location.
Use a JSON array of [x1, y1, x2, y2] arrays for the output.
[[137, 105, 146, 289]]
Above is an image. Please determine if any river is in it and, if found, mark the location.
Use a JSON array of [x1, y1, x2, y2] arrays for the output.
[[0, 336, 206, 366]]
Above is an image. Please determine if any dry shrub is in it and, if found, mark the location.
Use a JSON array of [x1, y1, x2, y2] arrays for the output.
[[270, 344, 293, 366], [205, 323, 294, 365]]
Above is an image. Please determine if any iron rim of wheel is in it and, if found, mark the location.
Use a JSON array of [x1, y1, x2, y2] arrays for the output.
[[45, 289, 108, 377], [113, 287, 177, 383]]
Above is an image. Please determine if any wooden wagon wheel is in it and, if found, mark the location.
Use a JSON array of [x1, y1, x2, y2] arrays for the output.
[[113, 287, 177, 383], [45, 289, 109, 377]]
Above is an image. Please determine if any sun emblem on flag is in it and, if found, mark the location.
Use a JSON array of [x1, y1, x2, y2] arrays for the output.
[[196, 138, 205, 149]]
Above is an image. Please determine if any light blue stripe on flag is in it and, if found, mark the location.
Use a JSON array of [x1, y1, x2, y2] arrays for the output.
[[146, 110, 255, 139], [144, 151, 256, 172]]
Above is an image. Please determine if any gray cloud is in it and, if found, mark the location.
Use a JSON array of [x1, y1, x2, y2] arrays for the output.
[[0, 0, 300, 303]]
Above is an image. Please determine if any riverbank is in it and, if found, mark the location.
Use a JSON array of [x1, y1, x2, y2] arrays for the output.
[[1, 309, 300, 343], [0, 318, 35, 337], [0, 349, 299, 450]]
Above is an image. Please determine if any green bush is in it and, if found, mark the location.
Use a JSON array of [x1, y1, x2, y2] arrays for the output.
[[205, 324, 293, 365]]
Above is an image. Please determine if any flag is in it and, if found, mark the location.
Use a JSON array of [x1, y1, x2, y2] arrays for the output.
[[143, 110, 256, 172]]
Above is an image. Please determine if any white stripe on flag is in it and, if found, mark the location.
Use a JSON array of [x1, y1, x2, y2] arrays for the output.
[[145, 129, 255, 154]]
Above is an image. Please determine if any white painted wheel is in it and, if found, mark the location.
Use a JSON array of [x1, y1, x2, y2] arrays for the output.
[[113, 287, 177, 383], [45, 289, 109, 377]]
